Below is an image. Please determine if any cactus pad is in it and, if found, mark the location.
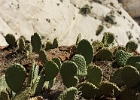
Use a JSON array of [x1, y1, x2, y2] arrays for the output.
[[99, 81, 121, 97], [57, 87, 78, 100], [52, 57, 62, 70], [31, 33, 42, 52], [126, 56, 140, 67], [87, 65, 103, 86], [60, 61, 77, 79], [95, 48, 113, 60], [125, 40, 138, 52], [5, 34, 17, 46], [77, 82, 101, 99], [39, 50, 48, 64], [45, 61, 59, 81], [71, 54, 87, 76], [5, 63, 26, 93], [52, 38, 58, 49], [115, 50, 132, 66], [77, 39, 93, 65], [121, 65, 140, 88]]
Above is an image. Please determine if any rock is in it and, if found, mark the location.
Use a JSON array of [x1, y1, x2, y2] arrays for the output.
[[0, 0, 140, 52]]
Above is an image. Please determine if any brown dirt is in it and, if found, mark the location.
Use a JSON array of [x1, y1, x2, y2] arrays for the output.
[[0, 44, 117, 100]]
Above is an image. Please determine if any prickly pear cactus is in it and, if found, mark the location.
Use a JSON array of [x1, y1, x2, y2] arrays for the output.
[[125, 40, 138, 52], [57, 87, 78, 100], [52, 57, 62, 70], [102, 32, 115, 47], [52, 38, 58, 49], [5, 63, 26, 93], [25, 43, 32, 58], [77, 82, 101, 99], [115, 50, 132, 66], [44, 39, 52, 51], [71, 54, 87, 76], [31, 33, 42, 53], [87, 65, 103, 86], [39, 50, 48, 64], [134, 62, 140, 71], [113, 45, 126, 55], [121, 65, 140, 88], [126, 56, 140, 67], [95, 48, 113, 60], [77, 39, 93, 65], [17, 37, 25, 52], [5, 34, 17, 46], [99, 81, 121, 97], [45, 61, 59, 81]]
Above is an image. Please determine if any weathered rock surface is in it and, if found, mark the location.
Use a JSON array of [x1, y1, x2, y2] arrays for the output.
[[0, 0, 140, 52]]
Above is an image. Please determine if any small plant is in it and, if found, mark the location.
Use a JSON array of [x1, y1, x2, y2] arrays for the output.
[[52, 38, 59, 49], [17, 36, 25, 52], [44, 39, 53, 51], [80, 4, 92, 16]]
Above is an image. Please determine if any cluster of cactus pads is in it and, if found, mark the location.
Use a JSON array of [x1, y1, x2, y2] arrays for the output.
[[1, 32, 140, 100]]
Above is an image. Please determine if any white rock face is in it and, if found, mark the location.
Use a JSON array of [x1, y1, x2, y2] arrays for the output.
[[0, 0, 140, 52]]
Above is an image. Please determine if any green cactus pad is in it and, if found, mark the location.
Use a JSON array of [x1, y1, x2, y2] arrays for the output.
[[77, 82, 101, 99], [5, 34, 17, 46], [95, 48, 113, 60], [87, 65, 103, 86], [31, 33, 42, 52], [60, 61, 77, 79], [99, 81, 121, 97], [121, 65, 140, 88], [63, 76, 79, 88], [110, 68, 124, 87], [77, 39, 93, 65], [31, 75, 46, 95], [52, 57, 62, 70], [27, 62, 39, 87], [45, 39, 52, 51], [115, 50, 132, 66], [125, 40, 138, 52], [113, 45, 126, 55], [126, 56, 140, 67], [17, 37, 25, 52], [134, 62, 140, 71], [5, 63, 26, 93], [57, 87, 78, 100], [102, 32, 115, 47], [39, 50, 48, 64], [45, 61, 59, 81], [52, 38, 58, 49], [71, 54, 87, 76]]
